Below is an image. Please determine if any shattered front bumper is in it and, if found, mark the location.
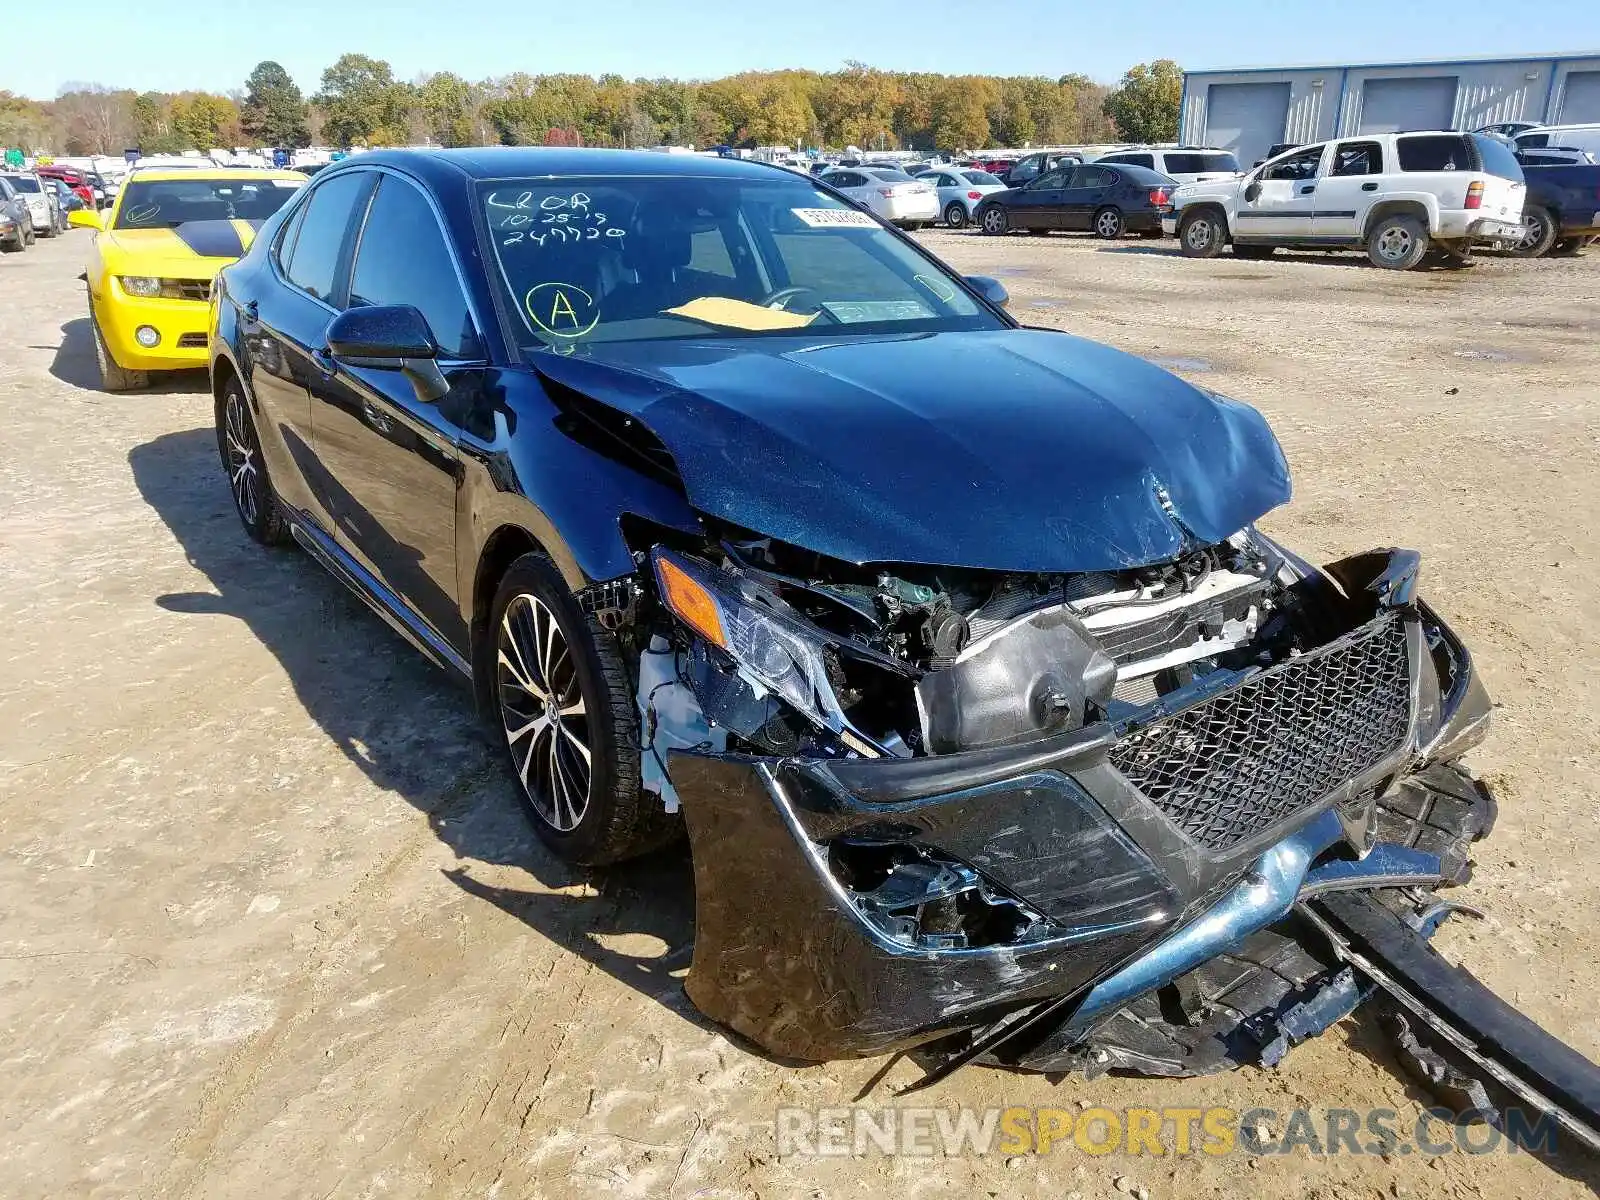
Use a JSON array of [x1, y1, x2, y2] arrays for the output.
[[671, 550, 1494, 1063]]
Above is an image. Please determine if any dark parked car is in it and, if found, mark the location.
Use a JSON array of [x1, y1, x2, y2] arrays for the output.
[[973, 161, 1176, 238], [209, 148, 1542, 1108], [1508, 155, 1600, 257]]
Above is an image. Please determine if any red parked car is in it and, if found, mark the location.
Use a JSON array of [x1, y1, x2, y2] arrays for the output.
[[35, 165, 96, 209]]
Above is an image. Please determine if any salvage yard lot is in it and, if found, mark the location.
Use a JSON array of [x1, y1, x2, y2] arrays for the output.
[[4, 228, 1600, 1198]]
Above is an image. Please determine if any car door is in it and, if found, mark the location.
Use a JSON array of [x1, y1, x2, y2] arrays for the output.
[[308, 170, 485, 653], [1055, 165, 1114, 230], [930, 172, 960, 215], [1313, 140, 1385, 242], [825, 171, 871, 215], [246, 169, 375, 529], [1007, 169, 1071, 229], [1236, 144, 1325, 239]]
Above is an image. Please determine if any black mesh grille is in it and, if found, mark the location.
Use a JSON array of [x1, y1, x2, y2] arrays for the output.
[[1108, 613, 1412, 851]]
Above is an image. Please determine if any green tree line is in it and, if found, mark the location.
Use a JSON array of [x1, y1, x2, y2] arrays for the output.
[[2, 56, 1183, 156]]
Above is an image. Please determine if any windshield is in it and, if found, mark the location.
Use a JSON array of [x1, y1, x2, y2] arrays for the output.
[[9, 176, 41, 193], [479, 174, 1003, 349], [114, 177, 304, 229], [961, 171, 1002, 186]]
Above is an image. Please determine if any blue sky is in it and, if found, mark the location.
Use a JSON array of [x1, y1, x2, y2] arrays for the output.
[[14, 0, 1599, 98]]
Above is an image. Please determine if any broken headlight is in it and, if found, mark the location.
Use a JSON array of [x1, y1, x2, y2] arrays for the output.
[[652, 549, 862, 746]]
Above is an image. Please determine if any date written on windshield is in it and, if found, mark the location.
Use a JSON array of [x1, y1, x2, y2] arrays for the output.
[[488, 191, 627, 249]]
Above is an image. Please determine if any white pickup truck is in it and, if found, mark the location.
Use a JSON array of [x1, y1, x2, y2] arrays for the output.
[[1162, 131, 1527, 269]]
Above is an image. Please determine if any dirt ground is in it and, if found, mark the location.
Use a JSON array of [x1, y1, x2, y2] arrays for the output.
[[4, 225, 1600, 1200]]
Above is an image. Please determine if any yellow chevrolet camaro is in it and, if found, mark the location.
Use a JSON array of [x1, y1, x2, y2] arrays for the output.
[[72, 167, 306, 391]]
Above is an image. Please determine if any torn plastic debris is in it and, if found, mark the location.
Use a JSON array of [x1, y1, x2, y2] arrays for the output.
[[637, 636, 724, 813]]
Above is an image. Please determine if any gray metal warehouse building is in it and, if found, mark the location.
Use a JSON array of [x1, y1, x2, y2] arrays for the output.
[[1180, 53, 1600, 164]]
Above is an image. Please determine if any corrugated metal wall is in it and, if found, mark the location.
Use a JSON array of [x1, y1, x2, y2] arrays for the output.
[[1181, 55, 1600, 155]]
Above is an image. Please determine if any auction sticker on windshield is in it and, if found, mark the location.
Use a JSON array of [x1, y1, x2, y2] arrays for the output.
[[792, 208, 878, 228]]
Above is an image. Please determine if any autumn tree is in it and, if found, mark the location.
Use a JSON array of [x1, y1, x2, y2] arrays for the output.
[[170, 93, 239, 151], [241, 61, 310, 148], [53, 84, 136, 154], [1, 91, 53, 153], [315, 54, 413, 147], [418, 71, 478, 146], [1102, 59, 1183, 143]]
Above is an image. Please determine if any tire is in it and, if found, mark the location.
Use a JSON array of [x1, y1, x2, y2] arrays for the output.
[[38, 219, 55, 239], [1366, 213, 1429, 270], [1092, 206, 1125, 239], [1177, 208, 1225, 257], [0, 227, 20, 252], [978, 205, 1009, 235], [1550, 237, 1586, 257], [89, 311, 148, 392], [215, 374, 290, 545], [1232, 243, 1276, 260], [490, 552, 675, 866], [943, 202, 968, 230], [1508, 205, 1558, 259]]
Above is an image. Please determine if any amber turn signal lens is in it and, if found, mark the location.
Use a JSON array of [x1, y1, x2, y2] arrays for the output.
[[657, 557, 727, 648]]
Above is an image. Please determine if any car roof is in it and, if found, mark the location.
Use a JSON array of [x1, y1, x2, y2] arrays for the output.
[[328, 147, 805, 187], [124, 167, 307, 183]]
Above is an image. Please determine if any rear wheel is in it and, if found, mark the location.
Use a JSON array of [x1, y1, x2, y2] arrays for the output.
[[90, 310, 148, 392], [1232, 243, 1276, 260], [979, 205, 1009, 235], [1093, 206, 1125, 239], [943, 202, 968, 229], [1508, 205, 1558, 259], [1177, 208, 1225, 257], [1367, 214, 1429, 270], [490, 553, 677, 865]]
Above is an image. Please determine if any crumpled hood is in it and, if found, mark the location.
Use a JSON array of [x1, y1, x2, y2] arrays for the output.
[[533, 328, 1291, 573]]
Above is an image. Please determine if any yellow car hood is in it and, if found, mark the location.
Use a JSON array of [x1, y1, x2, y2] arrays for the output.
[[101, 220, 264, 277]]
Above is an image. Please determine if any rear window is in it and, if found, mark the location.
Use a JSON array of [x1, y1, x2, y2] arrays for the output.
[[9, 176, 41, 193], [1162, 152, 1240, 174], [1516, 132, 1551, 149], [864, 169, 913, 182], [1396, 135, 1473, 172], [961, 171, 1002, 186], [1470, 134, 1524, 182]]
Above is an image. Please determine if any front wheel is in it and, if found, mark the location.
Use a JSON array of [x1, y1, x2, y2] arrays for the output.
[[90, 311, 148, 392], [944, 202, 968, 229], [1509, 205, 1558, 259], [490, 553, 676, 865], [978, 205, 1009, 235], [1367, 214, 1429, 270], [1093, 207, 1125, 239], [216, 376, 290, 544], [1177, 208, 1225, 258]]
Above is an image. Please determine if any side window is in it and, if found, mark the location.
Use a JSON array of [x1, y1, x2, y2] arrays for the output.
[[274, 192, 310, 270], [1114, 153, 1154, 170], [348, 175, 481, 360], [687, 227, 737, 280], [1162, 153, 1204, 175], [934, 173, 958, 187], [828, 172, 859, 189], [1030, 170, 1070, 190], [1078, 166, 1113, 187], [1330, 141, 1384, 176], [1264, 146, 1324, 181], [283, 171, 371, 303], [1397, 135, 1470, 172]]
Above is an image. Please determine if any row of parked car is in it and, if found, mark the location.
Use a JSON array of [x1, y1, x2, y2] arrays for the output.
[[0, 169, 96, 251], [822, 127, 1598, 272]]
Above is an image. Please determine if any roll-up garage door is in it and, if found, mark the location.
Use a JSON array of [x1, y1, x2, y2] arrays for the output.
[[1560, 71, 1600, 123], [1359, 76, 1459, 133], [1204, 82, 1292, 166]]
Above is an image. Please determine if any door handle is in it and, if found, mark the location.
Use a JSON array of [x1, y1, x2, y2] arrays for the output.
[[1361, 182, 1379, 191], [1298, 184, 1317, 195]]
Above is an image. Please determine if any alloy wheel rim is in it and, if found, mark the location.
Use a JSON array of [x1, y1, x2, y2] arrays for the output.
[[1187, 220, 1211, 249], [984, 210, 1004, 232], [1518, 216, 1544, 249], [498, 593, 591, 832], [1098, 212, 1119, 236], [224, 391, 260, 526], [1378, 226, 1412, 260]]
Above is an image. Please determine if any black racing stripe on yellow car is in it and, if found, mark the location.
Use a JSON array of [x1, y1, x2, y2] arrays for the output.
[[230, 218, 264, 252], [171, 220, 245, 258]]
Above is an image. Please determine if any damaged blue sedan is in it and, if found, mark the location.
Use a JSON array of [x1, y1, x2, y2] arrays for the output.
[[209, 148, 1600, 1144]]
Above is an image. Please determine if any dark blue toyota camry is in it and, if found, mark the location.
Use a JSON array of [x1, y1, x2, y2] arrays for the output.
[[208, 147, 1501, 1082]]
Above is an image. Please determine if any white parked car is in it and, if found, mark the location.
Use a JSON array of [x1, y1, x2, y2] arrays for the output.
[[1095, 147, 1242, 185], [913, 167, 1009, 228], [819, 167, 939, 228], [1515, 123, 1600, 160], [0, 172, 61, 237], [1162, 131, 1526, 269]]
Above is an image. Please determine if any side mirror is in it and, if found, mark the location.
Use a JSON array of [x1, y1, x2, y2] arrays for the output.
[[325, 304, 450, 403], [68, 208, 102, 230], [1243, 180, 1263, 202], [966, 275, 1009, 309]]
